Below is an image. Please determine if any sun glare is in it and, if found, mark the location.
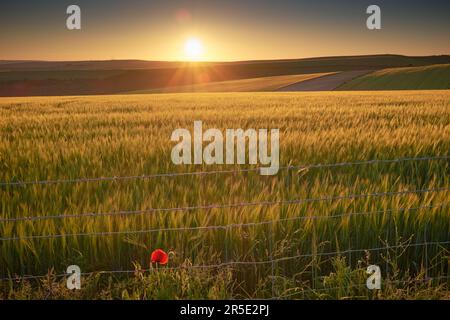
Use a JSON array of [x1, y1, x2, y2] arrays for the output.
[[184, 37, 204, 61]]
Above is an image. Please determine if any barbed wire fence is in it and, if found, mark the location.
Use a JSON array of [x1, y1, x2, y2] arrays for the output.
[[0, 155, 449, 298], [1, 155, 448, 187]]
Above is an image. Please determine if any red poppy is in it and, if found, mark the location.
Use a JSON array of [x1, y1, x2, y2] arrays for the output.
[[150, 249, 169, 265]]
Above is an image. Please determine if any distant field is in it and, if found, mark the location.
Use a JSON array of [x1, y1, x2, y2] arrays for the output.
[[127, 73, 333, 93], [0, 70, 124, 82], [1, 91, 449, 299], [278, 70, 370, 91], [339, 64, 450, 90], [2, 54, 450, 96], [2, 54, 449, 72]]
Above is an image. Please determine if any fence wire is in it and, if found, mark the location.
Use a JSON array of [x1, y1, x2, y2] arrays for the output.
[[1, 155, 448, 297], [0, 203, 446, 241], [0, 155, 448, 187], [268, 276, 450, 300], [1, 187, 447, 223], [1, 240, 449, 282]]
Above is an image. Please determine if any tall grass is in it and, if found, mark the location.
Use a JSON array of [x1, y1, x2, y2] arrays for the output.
[[0, 91, 449, 299]]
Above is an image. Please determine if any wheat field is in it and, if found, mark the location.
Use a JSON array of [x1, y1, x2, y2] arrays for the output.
[[0, 91, 449, 299]]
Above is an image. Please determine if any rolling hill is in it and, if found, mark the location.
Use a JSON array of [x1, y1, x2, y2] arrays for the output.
[[1, 55, 449, 96], [127, 73, 334, 93], [338, 64, 450, 90], [1, 54, 450, 72]]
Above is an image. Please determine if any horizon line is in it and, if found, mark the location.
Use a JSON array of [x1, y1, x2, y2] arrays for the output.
[[2, 53, 450, 64]]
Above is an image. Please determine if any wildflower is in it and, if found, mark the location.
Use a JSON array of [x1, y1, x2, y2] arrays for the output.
[[150, 249, 169, 265]]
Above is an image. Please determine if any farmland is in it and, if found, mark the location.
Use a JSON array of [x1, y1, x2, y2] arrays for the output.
[[339, 64, 450, 90], [1, 54, 450, 96], [126, 73, 333, 93], [0, 91, 449, 299]]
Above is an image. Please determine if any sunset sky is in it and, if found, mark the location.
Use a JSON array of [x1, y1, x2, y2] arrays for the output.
[[1, 0, 450, 61]]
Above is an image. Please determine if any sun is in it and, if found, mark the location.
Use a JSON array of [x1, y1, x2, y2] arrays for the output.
[[184, 37, 204, 61]]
